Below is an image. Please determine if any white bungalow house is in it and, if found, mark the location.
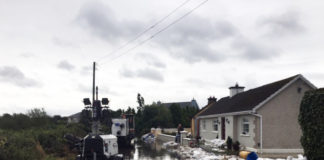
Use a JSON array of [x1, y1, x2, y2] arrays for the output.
[[67, 112, 81, 123], [196, 74, 316, 153]]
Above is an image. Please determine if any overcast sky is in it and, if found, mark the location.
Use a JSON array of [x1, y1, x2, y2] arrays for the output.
[[1, 0, 324, 116]]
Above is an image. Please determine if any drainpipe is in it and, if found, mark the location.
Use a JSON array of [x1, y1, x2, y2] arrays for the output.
[[251, 112, 262, 154]]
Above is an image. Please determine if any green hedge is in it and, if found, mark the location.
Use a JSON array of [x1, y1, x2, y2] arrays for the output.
[[299, 88, 324, 160]]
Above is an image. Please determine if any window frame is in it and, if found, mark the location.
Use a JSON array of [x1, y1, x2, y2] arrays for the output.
[[242, 118, 249, 135], [213, 119, 219, 131], [202, 119, 206, 130]]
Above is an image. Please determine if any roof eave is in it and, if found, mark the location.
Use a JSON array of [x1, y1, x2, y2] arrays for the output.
[[197, 110, 252, 119], [252, 74, 317, 113]]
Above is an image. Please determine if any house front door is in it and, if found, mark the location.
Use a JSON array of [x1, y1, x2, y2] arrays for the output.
[[221, 117, 225, 140]]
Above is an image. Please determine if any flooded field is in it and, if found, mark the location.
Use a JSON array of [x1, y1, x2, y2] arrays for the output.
[[120, 141, 179, 160]]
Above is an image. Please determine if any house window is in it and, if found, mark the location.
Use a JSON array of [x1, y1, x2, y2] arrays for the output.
[[104, 143, 108, 152], [202, 120, 206, 130], [213, 119, 219, 131], [242, 118, 249, 134]]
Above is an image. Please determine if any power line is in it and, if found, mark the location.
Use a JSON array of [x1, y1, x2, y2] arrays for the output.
[[100, 0, 209, 65], [96, 0, 192, 62]]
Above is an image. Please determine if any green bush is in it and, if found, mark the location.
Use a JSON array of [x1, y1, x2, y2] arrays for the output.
[[233, 141, 240, 152], [226, 136, 233, 150], [0, 133, 43, 160], [299, 88, 324, 160], [0, 109, 89, 160]]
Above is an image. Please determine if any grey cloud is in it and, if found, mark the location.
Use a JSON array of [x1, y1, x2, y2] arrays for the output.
[[77, 83, 119, 95], [155, 16, 236, 63], [120, 68, 135, 78], [187, 78, 224, 88], [260, 11, 305, 37], [232, 37, 279, 61], [187, 78, 209, 87], [306, 73, 324, 80], [136, 53, 166, 68], [120, 68, 164, 82], [0, 66, 41, 88], [20, 52, 35, 58], [100, 86, 119, 95], [52, 37, 79, 48], [173, 43, 224, 63], [77, 83, 91, 93], [137, 68, 164, 82], [76, 2, 235, 63], [76, 1, 142, 43], [58, 60, 75, 71], [80, 66, 92, 75]]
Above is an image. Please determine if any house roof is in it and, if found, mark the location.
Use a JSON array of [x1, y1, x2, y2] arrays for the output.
[[68, 112, 81, 119], [161, 99, 199, 109], [199, 74, 302, 116], [193, 101, 216, 118]]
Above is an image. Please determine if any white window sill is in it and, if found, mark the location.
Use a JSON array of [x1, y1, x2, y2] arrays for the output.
[[212, 131, 219, 133], [240, 134, 250, 137]]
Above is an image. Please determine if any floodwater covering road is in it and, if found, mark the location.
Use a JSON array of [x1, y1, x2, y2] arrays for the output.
[[120, 140, 179, 160]]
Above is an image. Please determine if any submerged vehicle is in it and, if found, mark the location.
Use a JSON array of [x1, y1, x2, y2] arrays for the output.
[[111, 114, 135, 147], [77, 134, 122, 160], [75, 62, 123, 160]]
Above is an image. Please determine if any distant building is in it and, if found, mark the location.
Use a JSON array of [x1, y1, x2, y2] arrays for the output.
[[158, 99, 199, 109], [67, 112, 81, 123], [195, 74, 316, 153]]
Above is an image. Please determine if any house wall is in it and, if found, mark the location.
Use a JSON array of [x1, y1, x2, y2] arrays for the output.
[[236, 115, 256, 148], [255, 79, 313, 150], [67, 117, 79, 123], [225, 116, 234, 140], [199, 116, 236, 141], [199, 118, 219, 140]]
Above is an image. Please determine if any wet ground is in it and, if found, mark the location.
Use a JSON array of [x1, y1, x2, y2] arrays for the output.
[[119, 140, 179, 160]]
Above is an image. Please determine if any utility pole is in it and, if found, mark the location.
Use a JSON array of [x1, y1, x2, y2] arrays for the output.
[[92, 62, 96, 104], [92, 62, 99, 134], [96, 86, 98, 100]]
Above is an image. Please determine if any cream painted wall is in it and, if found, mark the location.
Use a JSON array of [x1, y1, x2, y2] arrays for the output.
[[198, 77, 315, 152], [199, 118, 220, 140], [199, 115, 235, 141], [255, 79, 313, 149], [225, 116, 234, 140], [236, 115, 256, 148]]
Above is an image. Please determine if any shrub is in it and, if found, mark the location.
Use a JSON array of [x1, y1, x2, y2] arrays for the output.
[[233, 141, 240, 152], [299, 88, 324, 160], [0, 133, 43, 160], [226, 136, 233, 150]]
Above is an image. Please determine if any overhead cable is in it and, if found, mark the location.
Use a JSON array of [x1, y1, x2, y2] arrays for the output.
[[96, 0, 192, 62], [100, 0, 209, 65]]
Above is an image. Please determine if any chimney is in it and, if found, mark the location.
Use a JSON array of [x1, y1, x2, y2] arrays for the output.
[[207, 96, 217, 105], [229, 83, 245, 97]]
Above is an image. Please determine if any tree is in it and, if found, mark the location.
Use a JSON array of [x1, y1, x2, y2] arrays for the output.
[[299, 88, 324, 160], [27, 108, 48, 118], [137, 93, 145, 111], [126, 106, 132, 114], [80, 110, 91, 132], [169, 104, 183, 127], [27, 108, 51, 128], [135, 104, 173, 135]]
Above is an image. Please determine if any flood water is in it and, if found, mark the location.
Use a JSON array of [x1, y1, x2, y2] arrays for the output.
[[119, 141, 179, 160]]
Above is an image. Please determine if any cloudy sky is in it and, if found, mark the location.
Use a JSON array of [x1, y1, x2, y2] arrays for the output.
[[1, 0, 324, 116]]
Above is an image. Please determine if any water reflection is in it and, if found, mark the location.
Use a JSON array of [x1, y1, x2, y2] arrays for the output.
[[120, 140, 179, 160]]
